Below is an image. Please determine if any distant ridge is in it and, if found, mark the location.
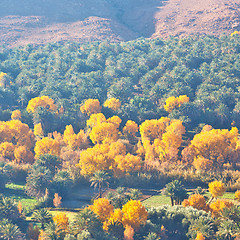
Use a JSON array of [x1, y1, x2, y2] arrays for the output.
[[0, 0, 240, 47]]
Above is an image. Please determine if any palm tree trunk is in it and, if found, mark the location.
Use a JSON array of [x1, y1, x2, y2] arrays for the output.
[[99, 183, 102, 198]]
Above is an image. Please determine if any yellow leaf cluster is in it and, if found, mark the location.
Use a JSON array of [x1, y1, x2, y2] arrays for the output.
[[208, 181, 226, 198], [195, 232, 205, 240], [209, 199, 233, 217], [122, 200, 148, 230], [89, 198, 147, 233], [63, 125, 88, 150], [0, 142, 15, 160], [113, 153, 141, 177], [0, 120, 35, 150], [231, 31, 240, 37], [235, 190, 240, 201], [11, 110, 21, 120], [164, 95, 189, 112], [78, 141, 126, 175], [193, 157, 213, 171], [87, 113, 106, 128], [53, 213, 69, 233], [123, 120, 138, 137], [34, 123, 44, 137], [139, 117, 185, 164], [14, 145, 34, 164], [27, 96, 57, 113], [80, 99, 101, 116], [189, 127, 240, 170], [89, 198, 114, 223], [89, 122, 119, 144], [182, 194, 208, 211], [0, 72, 7, 87], [104, 98, 121, 111], [34, 137, 60, 158]]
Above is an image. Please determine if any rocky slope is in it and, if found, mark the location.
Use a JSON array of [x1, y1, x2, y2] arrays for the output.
[[0, 0, 240, 47]]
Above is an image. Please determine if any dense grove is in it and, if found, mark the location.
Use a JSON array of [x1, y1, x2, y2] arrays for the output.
[[1, 35, 240, 239], [1, 35, 240, 131]]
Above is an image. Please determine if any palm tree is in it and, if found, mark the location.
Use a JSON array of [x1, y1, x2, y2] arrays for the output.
[[31, 208, 52, 229], [0, 197, 19, 221], [44, 222, 63, 240], [163, 180, 188, 206], [0, 219, 25, 240], [90, 171, 110, 198]]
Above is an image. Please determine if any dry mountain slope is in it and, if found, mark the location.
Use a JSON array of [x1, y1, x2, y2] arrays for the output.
[[0, 0, 240, 47]]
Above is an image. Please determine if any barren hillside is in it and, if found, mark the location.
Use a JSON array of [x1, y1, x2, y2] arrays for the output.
[[0, 0, 240, 47]]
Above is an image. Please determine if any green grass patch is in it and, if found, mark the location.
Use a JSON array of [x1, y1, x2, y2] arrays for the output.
[[2, 183, 38, 211], [143, 195, 171, 208]]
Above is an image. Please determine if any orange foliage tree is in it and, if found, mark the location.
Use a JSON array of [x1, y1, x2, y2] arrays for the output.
[[80, 99, 101, 116], [187, 127, 240, 170], [209, 199, 233, 217], [27, 96, 57, 113], [34, 137, 60, 158], [34, 123, 44, 138], [63, 125, 88, 150], [89, 122, 119, 144], [53, 212, 69, 233], [235, 190, 240, 201], [14, 145, 34, 163], [182, 194, 209, 211], [104, 98, 121, 111], [121, 200, 148, 230], [0, 120, 35, 150], [208, 181, 226, 199], [113, 154, 141, 177], [123, 120, 138, 137], [89, 198, 114, 230], [0, 142, 15, 160], [11, 110, 21, 120], [139, 117, 185, 167], [164, 95, 189, 112], [77, 141, 126, 175]]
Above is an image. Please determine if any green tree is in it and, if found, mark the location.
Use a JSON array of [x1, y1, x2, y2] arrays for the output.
[[31, 208, 52, 229], [163, 180, 188, 206], [0, 219, 25, 240]]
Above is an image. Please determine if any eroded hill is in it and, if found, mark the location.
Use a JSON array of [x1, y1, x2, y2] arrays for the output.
[[0, 0, 240, 47]]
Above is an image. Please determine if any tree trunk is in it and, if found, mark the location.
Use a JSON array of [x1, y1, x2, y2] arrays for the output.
[[170, 197, 174, 206]]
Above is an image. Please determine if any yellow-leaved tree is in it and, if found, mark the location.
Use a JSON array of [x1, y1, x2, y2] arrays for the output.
[[80, 99, 101, 116], [63, 125, 88, 150], [209, 199, 233, 217], [34, 137, 60, 158], [11, 110, 21, 120], [89, 198, 114, 230], [164, 95, 189, 112], [182, 194, 209, 212], [139, 117, 185, 167], [0, 142, 15, 160], [77, 141, 126, 175], [187, 127, 240, 170], [34, 123, 44, 138], [104, 98, 121, 111], [113, 154, 141, 177], [14, 145, 34, 164], [27, 96, 57, 113], [209, 181, 225, 199], [195, 232, 205, 240], [123, 120, 138, 138], [122, 200, 148, 230], [53, 212, 69, 233]]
